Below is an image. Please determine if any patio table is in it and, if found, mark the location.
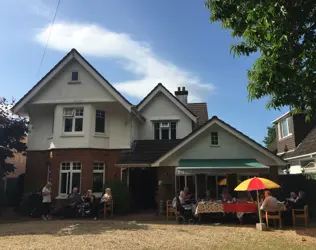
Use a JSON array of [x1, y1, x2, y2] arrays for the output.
[[195, 202, 259, 220]]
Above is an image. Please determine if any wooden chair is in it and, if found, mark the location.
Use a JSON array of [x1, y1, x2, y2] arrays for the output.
[[104, 200, 114, 218], [292, 205, 309, 228], [265, 210, 282, 229], [166, 200, 177, 220]]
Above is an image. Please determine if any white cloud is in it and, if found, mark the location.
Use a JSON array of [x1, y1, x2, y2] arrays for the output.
[[35, 22, 215, 102]]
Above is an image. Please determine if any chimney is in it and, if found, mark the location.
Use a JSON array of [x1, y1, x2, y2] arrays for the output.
[[175, 86, 188, 105]]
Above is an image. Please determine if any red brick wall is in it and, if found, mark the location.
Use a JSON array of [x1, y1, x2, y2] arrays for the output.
[[25, 149, 121, 198], [25, 151, 49, 193], [158, 166, 175, 201]]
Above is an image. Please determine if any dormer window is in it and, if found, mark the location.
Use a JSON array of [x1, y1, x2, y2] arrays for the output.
[[71, 71, 79, 81], [154, 121, 177, 140], [279, 117, 291, 139]]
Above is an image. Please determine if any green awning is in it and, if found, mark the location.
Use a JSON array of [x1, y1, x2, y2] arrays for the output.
[[178, 159, 267, 169]]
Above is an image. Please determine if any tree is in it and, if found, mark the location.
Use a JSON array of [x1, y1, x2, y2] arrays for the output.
[[205, 0, 316, 118], [0, 98, 28, 180], [263, 125, 276, 148]]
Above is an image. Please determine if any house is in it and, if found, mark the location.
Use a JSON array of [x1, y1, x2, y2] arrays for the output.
[[12, 49, 286, 210], [271, 111, 316, 174]]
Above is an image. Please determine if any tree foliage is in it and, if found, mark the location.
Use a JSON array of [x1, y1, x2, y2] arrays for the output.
[[205, 0, 316, 118], [0, 98, 28, 179], [263, 125, 276, 148]]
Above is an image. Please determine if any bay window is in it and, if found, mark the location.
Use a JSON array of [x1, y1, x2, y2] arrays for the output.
[[63, 108, 84, 132], [59, 162, 82, 195], [153, 121, 177, 140]]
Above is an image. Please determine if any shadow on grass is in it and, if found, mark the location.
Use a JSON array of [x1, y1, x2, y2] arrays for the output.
[[0, 220, 148, 237]]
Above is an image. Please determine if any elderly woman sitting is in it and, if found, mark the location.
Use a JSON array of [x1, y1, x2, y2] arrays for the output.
[[101, 188, 113, 217]]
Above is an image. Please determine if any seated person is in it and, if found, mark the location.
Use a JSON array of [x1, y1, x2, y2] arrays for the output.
[[293, 191, 307, 210], [221, 188, 232, 202], [205, 190, 211, 201], [260, 190, 280, 212], [285, 192, 298, 209], [64, 187, 81, 218], [179, 191, 186, 205], [101, 188, 113, 216], [238, 191, 253, 203], [183, 187, 190, 200], [83, 189, 98, 220]]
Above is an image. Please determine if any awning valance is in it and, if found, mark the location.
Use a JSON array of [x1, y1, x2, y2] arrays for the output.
[[176, 159, 269, 175]]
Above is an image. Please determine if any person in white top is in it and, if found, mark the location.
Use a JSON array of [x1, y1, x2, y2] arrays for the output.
[[42, 182, 52, 220]]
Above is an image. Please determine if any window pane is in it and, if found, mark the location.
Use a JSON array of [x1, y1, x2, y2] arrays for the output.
[[64, 118, 73, 132], [95, 117, 105, 133], [63, 108, 73, 116], [154, 123, 160, 140], [211, 132, 219, 145], [186, 176, 195, 198], [93, 173, 104, 193], [75, 108, 84, 116], [72, 173, 81, 192], [161, 128, 169, 140], [281, 119, 289, 137], [72, 72, 79, 81], [75, 118, 83, 131], [60, 173, 68, 194], [176, 176, 185, 194], [206, 176, 217, 199]]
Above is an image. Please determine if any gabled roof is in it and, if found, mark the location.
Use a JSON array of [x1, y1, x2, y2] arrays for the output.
[[152, 116, 286, 167], [284, 125, 316, 160], [187, 103, 208, 126], [12, 49, 133, 114], [116, 139, 181, 166], [137, 83, 197, 123], [271, 111, 292, 124]]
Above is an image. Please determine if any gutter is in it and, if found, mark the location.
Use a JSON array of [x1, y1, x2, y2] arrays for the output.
[[284, 152, 316, 161]]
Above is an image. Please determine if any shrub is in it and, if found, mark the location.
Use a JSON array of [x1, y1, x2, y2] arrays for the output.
[[104, 181, 130, 215]]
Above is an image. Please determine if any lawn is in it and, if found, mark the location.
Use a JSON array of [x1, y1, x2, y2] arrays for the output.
[[0, 220, 315, 250]]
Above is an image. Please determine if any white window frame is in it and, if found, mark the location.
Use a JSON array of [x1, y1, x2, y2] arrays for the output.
[[63, 107, 84, 133], [210, 131, 220, 146], [59, 162, 82, 196], [92, 162, 105, 195], [153, 121, 177, 140], [95, 110, 106, 134], [278, 117, 292, 139], [71, 71, 79, 82]]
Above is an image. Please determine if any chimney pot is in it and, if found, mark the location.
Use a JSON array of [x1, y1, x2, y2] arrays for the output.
[[178, 87, 181, 91], [182, 87, 185, 91]]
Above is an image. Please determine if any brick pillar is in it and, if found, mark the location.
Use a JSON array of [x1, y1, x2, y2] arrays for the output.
[[81, 151, 93, 193]]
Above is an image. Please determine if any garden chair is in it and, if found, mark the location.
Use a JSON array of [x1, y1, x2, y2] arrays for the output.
[[166, 200, 178, 220], [292, 205, 309, 228], [104, 200, 114, 218], [265, 209, 282, 229]]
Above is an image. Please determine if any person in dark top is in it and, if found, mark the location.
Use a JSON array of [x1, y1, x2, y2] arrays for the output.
[[293, 191, 307, 209], [63, 187, 81, 218], [83, 189, 98, 220]]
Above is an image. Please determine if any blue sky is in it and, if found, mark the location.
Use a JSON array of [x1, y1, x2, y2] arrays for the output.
[[0, 0, 288, 144]]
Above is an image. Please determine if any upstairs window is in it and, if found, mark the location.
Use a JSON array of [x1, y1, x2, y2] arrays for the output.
[[95, 110, 105, 133], [71, 71, 79, 81], [63, 108, 84, 132], [210, 132, 219, 146], [154, 121, 177, 140], [279, 118, 290, 139]]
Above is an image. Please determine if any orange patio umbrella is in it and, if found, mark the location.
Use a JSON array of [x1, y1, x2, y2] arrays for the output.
[[234, 177, 280, 225], [217, 178, 227, 186]]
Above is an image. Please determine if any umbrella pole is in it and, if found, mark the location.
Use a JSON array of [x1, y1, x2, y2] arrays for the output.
[[257, 190, 262, 224]]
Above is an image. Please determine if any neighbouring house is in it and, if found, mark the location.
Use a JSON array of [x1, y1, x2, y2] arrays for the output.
[[271, 111, 316, 175], [12, 49, 286, 211]]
